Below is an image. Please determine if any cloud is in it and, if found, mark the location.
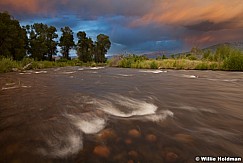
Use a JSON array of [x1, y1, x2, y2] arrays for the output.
[[131, 0, 243, 27], [1, 0, 243, 55]]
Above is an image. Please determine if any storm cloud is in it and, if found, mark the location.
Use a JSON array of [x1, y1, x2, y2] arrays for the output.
[[1, 0, 243, 55]]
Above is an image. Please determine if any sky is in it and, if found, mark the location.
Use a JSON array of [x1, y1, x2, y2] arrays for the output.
[[1, 0, 243, 56]]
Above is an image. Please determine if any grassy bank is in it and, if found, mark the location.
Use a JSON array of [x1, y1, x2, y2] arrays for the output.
[[108, 46, 243, 71], [108, 55, 222, 70], [0, 57, 105, 73]]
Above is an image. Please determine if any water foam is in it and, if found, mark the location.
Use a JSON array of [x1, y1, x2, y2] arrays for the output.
[[144, 110, 174, 122], [5, 83, 15, 86], [208, 78, 239, 82], [39, 133, 83, 158], [62, 71, 75, 74], [35, 71, 47, 74], [182, 74, 198, 78], [140, 70, 165, 74], [90, 67, 104, 70], [21, 85, 32, 88], [66, 113, 106, 134], [1, 86, 19, 90], [117, 74, 133, 77], [19, 72, 32, 75], [97, 94, 157, 118]]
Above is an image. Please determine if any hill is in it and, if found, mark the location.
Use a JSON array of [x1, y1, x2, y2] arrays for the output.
[[203, 41, 243, 52]]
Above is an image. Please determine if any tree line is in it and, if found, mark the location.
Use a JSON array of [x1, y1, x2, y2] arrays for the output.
[[0, 12, 111, 63]]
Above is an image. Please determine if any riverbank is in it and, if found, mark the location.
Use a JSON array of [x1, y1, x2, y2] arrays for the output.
[[1, 45, 243, 73], [0, 57, 106, 73], [110, 58, 222, 70], [108, 46, 243, 71]]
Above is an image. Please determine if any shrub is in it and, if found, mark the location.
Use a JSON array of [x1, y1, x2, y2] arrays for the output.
[[223, 52, 243, 71], [150, 61, 158, 69]]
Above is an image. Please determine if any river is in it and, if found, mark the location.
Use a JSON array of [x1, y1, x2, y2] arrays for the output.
[[0, 67, 243, 163]]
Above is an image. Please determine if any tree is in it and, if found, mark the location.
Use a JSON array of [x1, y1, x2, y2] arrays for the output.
[[59, 26, 75, 60], [46, 26, 58, 60], [77, 31, 94, 62], [94, 34, 111, 63], [0, 12, 27, 60], [25, 23, 58, 60], [26, 23, 48, 60]]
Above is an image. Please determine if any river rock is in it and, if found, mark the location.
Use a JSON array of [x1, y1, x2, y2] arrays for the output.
[[165, 152, 178, 163], [97, 129, 116, 140], [127, 160, 134, 163], [128, 129, 141, 137], [93, 145, 110, 158], [128, 150, 138, 158], [125, 138, 132, 145], [145, 134, 157, 142]]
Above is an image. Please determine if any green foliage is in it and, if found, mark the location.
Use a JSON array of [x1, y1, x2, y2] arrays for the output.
[[150, 61, 158, 69], [188, 55, 197, 60], [77, 31, 94, 62], [223, 51, 243, 71], [0, 57, 86, 73], [0, 57, 21, 73], [214, 45, 231, 62], [25, 23, 58, 61], [118, 54, 148, 68], [0, 12, 27, 60], [59, 26, 75, 60], [94, 34, 111, 63], [107, 55, 123, 67], [156, 55, 167, 60]]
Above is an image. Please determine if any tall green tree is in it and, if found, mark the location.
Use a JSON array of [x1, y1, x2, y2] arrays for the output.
[[94, 34, 111, 63], [26, 23, 58, 60], [0, 12, 27, 60], [77, 31, 93, 62], [59, 26, 75, 60], [46, 26, 58, 60], [26, 23, 48, 60]]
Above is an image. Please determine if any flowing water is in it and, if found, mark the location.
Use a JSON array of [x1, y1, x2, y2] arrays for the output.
[[0, 67, 243, 163]]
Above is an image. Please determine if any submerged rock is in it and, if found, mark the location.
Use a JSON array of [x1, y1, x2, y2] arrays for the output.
[[125, 138, 132, 145], [165, 152, 178, 163], [128, 150, 138, 158], [145, 134, 157, 142], [93, 145, 110, 158], [128, 129, 141, 138], [97, 129, 116, 140]]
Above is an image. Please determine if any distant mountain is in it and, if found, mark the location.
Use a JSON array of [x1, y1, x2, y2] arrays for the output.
[[108, 41, 243, 59], [202, 41, 243, 52], [141, 51, 170, 59], [173, 41, 243, 58]]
